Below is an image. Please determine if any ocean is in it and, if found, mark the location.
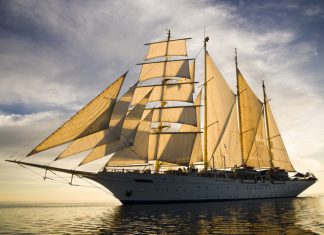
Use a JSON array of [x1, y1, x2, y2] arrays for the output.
[[0, 196, 323, 234]]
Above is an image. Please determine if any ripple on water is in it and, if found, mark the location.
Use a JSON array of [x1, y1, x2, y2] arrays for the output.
[[0, 197, 323, 234]]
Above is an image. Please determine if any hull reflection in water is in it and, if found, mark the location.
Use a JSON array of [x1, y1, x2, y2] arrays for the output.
[[1, 196, 323, 234]]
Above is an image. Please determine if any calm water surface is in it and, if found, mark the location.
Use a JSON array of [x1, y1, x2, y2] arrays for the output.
[[0, 196, 323, 234]]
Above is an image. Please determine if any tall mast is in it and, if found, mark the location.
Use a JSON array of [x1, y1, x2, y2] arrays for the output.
[[203, 35, 209, 170], [262, 81, 274, 168], [155, 29, 171, 172], [235, 49, 244, 166]]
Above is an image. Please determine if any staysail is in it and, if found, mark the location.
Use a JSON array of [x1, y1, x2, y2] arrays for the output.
[[78, 90, 152, 165], [57, 83, 137, 159], [245, 111, 271, 168], [27, 73, 127, 156], [237, 69, 263, 165], [266, 104, 295, 171], [106, 110, 153, 166], [205, 52, 241, 168]]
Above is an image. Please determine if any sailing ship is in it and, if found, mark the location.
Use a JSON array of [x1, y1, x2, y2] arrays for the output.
[[7, 31, 317, 204]]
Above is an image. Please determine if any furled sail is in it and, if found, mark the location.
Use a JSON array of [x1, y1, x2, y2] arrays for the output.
[[106, 111, 153, 166], [205, 52, 241, 168], [139, 59, 191, 82], [78, 90, 152, 165], [266, 104, 295, 171], [145, 39, 188, 60], [27, 73, 126, 156], [57, 84, 137, 159], [245, 112, 271, 168], [237, 69, 263, 165]]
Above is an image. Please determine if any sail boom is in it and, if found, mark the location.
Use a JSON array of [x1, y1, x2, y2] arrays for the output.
[[137, 58, 194, 65], [137, 81, 197, 88], [146, 105, 201, 110], [151, 131, 202, 134], [144, 38, 192, 45]]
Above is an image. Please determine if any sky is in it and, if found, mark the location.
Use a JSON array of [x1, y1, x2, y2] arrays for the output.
[[0, 0, 324, 202]]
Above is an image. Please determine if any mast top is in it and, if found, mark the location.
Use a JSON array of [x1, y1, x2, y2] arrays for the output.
[[204, 36, 209, 49], [235, 48, 238, 67], [167, 29, 171, 41]]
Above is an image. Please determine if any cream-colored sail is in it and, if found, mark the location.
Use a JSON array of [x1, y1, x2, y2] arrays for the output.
[[57, 84, 136, 159], [266, 105, 295, 171], [152, 106, 198, 126], [145, 39, 187, 60], [153, 130, 197, 165], [237, 69, 263, 165], [27, 73, 126, 156], [245, 112, 271, 168], [107, 111, 153, 166], [139, 60, 191, 82], [131, 82, 194, 106], [210, 102, 241, 168], [149, 82, 194, 102], [79, 91, 152, 165], [206, 53, 238, 166], [189, 60, 195, 82], [190, 91, 203, 164], [150, 92, 201, 166]]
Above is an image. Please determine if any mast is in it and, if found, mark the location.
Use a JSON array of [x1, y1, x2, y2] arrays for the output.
[[203, 36, 209, 170], [262, 81, 274, 168], [235, 48, 244, 166], [155, 29, 171, 172]]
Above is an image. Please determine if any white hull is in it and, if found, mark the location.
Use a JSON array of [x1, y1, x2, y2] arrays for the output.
[[87, 172, 316, 204]]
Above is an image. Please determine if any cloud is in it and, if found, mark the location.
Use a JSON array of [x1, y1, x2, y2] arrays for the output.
[[303, 5, 322, 16], [0, 0, 324, 200]]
